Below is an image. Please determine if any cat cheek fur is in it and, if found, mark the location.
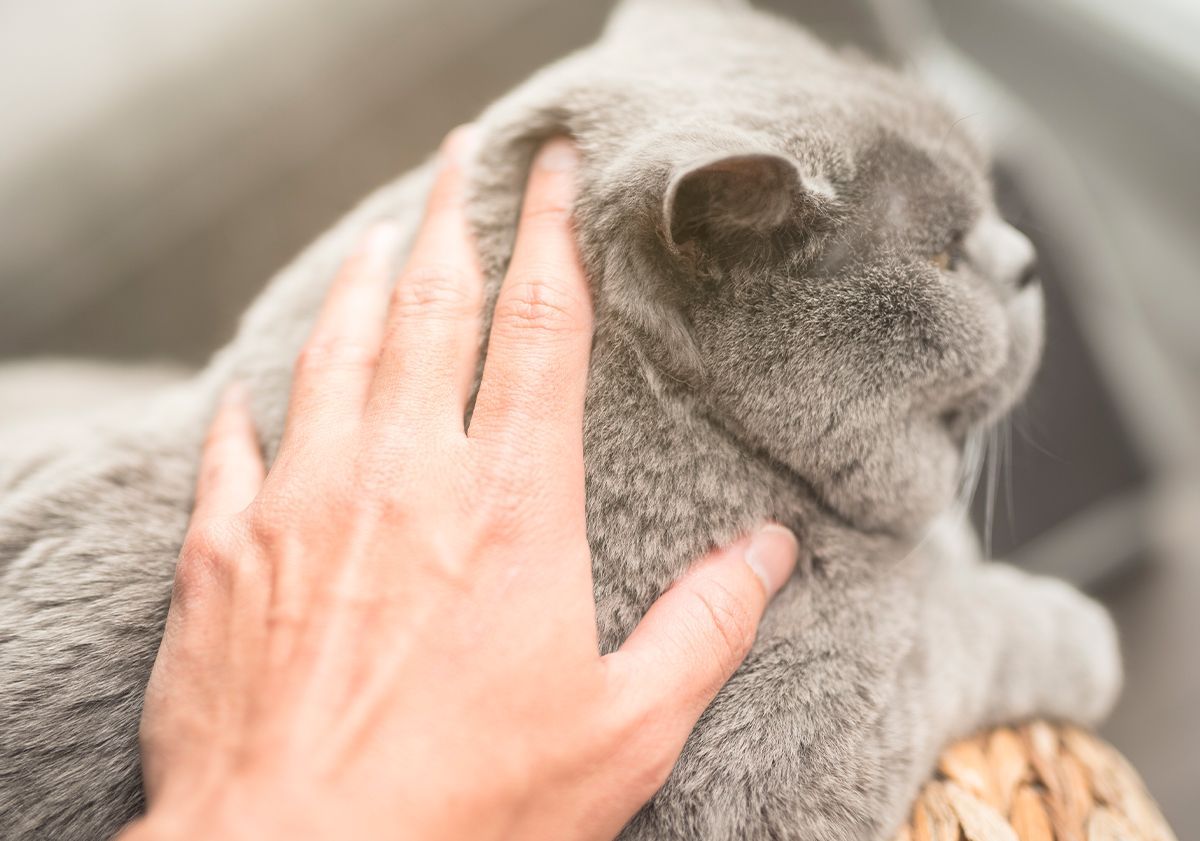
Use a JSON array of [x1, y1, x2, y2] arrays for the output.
[[690, 247, 1015, 533]]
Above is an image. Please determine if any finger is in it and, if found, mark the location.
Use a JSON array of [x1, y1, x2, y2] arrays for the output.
[[367, 126, 485, 431], [192, 384, 266, 525], [280, 222, 397, 454], [606, 525, 798, 745], [469, 138, 593, 474]]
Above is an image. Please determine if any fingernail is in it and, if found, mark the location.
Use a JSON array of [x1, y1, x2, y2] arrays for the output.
[[443, 123, 480, 167], [534, 136, 579, 172], [744, 524, 799, 597]]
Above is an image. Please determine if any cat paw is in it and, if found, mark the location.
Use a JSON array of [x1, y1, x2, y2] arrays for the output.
[[1035, 576, 1123, 725]]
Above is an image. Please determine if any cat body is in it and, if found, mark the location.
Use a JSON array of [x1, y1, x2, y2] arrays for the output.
[[0, 2, 1119, 839]]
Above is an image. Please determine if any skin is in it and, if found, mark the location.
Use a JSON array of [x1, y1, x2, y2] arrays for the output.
[[116, 130, 799, 841]]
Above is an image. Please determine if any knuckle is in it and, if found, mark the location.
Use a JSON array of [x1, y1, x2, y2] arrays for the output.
[[184, 518, 235, 562], [686, 578, 758, 667], [201, 422, 241, 456], [294, 340, 377, 377], [354, 448, 412, 496], [469, 456, 535, 528], [522, 195, 572, 226], [390, 263, 479, 321], [175, 517, 243, 596], [245, 500, 290, 551], [472, 487, 526, 544], [493, 274, 585, 336], [356, 474, 410, 521], [172, 550, 213, 603], [351, 459, 437, 529]]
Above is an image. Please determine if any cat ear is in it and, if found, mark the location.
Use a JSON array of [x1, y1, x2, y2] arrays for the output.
[[662, 153, 808, 254], [626, 151, 834, 385]]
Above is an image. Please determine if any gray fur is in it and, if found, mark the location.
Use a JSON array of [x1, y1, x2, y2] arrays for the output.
[[0, 2, 1120, 839]]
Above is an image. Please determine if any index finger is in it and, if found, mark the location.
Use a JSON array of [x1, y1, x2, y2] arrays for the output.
[[469, 138, 594, 470]]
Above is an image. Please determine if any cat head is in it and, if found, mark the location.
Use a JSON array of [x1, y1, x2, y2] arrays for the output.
[[479, 0, 1043, 534], [641, 139, 1040, 534], [584, 1, 1040, 533]]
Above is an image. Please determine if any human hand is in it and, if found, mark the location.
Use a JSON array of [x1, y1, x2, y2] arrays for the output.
[[121, 130, 799, 841]]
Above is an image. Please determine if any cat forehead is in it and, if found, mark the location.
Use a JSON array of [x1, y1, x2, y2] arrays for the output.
[[590, 1, 995, 217], [854, 131, 986, 205], [832, 133, 986, 256]]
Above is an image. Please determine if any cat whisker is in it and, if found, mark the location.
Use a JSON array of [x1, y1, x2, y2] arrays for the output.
[[983, 425, 999, 558], [1003, 417, 1015, 540], [1013, 409, 1065, 463]]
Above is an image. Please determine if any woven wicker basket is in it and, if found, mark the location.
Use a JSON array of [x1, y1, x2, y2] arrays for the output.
[[893, 721, 1177, 841]]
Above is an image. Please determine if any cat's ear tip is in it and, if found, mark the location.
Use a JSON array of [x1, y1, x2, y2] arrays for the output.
[[803, 172, 839, 202]]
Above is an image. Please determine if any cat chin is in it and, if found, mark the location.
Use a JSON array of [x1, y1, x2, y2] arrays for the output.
[[937, 284, 1044, 442], [1010, 281, 1044, 334], [997, 282, 1045, 411]]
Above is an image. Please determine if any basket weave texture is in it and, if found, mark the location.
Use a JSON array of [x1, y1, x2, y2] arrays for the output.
[[892, 721, 1177, 841]]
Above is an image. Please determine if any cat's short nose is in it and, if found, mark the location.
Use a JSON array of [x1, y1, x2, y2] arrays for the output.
[[1016, 258, 1039, 289], [965, 215, 1038, 295]]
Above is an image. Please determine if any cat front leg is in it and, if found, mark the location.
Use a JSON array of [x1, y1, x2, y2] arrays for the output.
[[925, 561, 1122, 735]]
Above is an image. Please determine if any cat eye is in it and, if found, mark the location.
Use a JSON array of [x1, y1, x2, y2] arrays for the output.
[[930, 250, 955, 271], [930, 231, 966, 272]]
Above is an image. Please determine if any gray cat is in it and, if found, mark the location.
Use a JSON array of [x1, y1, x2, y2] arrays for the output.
[[0, 1, 1121, 839]]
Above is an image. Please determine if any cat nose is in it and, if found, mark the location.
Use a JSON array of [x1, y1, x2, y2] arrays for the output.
[[965, 216, 1037, 295], [1017, 258, 1039, 289]]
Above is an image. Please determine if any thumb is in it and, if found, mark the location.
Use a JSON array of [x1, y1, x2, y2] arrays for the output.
[[606, 524, 799, 746]]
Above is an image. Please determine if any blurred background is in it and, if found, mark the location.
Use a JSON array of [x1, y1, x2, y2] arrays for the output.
[[1, 0, 1196, 833]]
